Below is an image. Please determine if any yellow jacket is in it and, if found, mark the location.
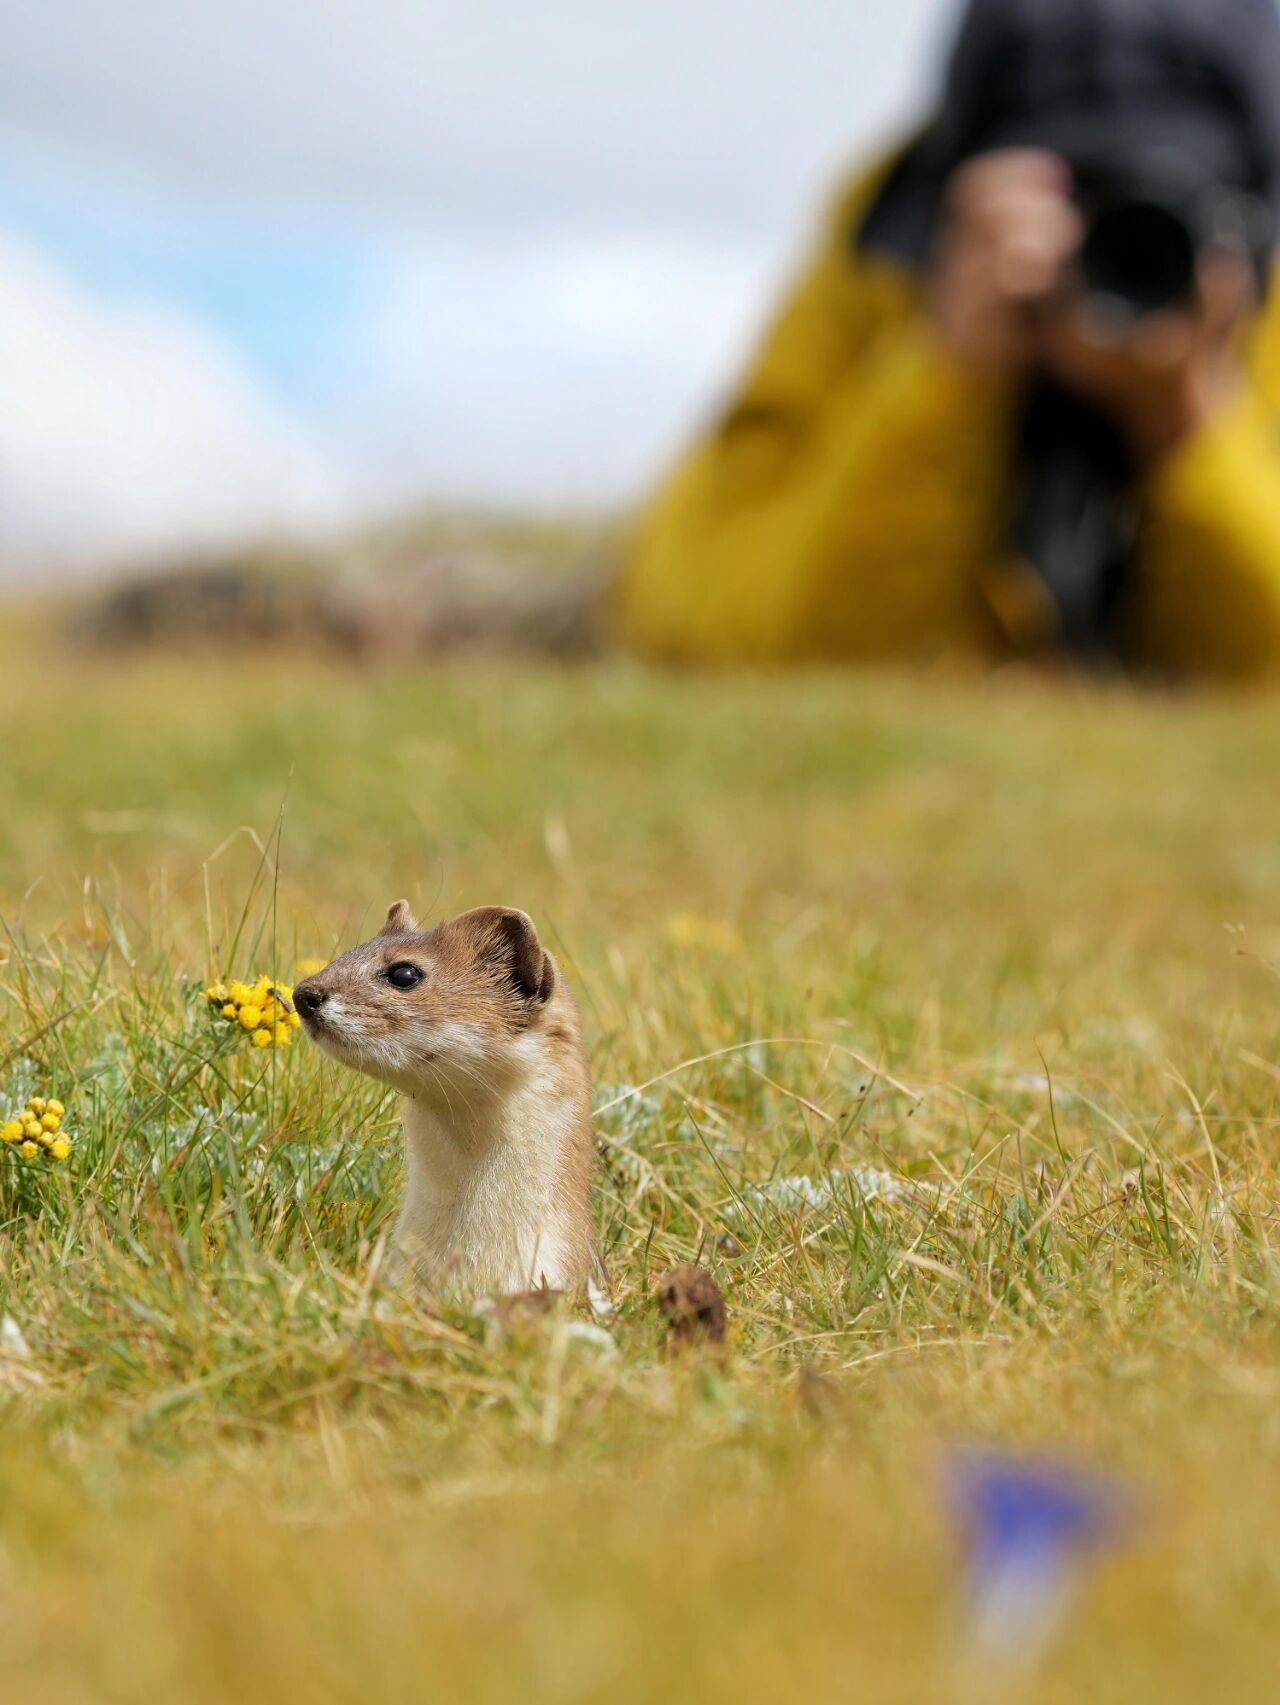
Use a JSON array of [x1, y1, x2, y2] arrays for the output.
[[615, 161, 1280, 679]]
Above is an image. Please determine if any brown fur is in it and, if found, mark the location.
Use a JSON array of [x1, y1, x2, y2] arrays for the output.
[[294, 902, 598, 1294]]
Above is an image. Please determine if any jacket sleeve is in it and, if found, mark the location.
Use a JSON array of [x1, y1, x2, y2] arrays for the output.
[[614, 170, 1017, 665], [1128, 372, 1280, 681]]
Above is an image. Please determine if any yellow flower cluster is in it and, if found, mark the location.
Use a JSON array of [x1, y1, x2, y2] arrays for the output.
[[203, 975, 302, 1049], [2, 1097, 72, 1162]]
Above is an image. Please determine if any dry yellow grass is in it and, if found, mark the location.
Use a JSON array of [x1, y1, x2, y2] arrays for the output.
[[2, 649, 1280, 1701]]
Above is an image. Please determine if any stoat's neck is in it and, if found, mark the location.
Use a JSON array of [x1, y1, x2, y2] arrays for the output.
[[395, 1056, 589, 1293]]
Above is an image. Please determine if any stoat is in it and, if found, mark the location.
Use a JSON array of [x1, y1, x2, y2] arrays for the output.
[[294, 901, 597, 1295]]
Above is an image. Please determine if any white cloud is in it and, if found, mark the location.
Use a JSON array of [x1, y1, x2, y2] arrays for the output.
[[0, 232, 349, 579], [0, 214, 783, 577], [332, 228, 783, 508], [0, 1, 944, 240], [0, 1, 953, 571]]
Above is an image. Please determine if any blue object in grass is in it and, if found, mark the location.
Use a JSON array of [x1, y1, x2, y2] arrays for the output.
[[949, 1449, 1130, 1665]]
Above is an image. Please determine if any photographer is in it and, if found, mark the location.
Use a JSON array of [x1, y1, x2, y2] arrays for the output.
[[616, 0, 1280, 680]]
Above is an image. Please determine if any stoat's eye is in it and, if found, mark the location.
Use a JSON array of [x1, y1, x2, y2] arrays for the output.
[[385, 962, 423, 991]]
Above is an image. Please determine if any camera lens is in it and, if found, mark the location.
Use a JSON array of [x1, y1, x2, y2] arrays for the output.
[[1079, 198, 1198, 320]]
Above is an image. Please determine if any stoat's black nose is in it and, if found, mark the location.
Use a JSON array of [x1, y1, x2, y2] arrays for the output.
[[294, 982, 328, 1020]]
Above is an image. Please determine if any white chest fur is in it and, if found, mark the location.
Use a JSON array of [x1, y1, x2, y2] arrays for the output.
[[394, 1060, 582, 1293]]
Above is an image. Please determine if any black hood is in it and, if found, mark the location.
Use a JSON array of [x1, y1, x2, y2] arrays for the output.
[[860, 0, 1280, 271]]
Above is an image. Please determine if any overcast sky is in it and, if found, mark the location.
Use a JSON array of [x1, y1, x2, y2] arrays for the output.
[[0, 0, 950, 578]]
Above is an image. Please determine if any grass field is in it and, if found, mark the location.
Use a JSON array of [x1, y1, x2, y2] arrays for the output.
[[3, 641, 1280, 1702]]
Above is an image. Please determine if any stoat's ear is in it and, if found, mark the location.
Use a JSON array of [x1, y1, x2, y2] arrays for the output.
[[455, 906, 556, 1003], [381, 899, 419, 936]]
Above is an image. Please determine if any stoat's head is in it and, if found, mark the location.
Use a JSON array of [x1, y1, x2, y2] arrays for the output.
[[294, 901, 560, 1099]]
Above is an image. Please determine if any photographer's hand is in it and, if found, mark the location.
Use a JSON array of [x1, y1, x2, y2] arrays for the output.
[[931, 150, 1083, 374], [1040, 251, 1256, 465]]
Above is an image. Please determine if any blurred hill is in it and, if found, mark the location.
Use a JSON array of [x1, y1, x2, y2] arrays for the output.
[[53, 509, 616, 659]]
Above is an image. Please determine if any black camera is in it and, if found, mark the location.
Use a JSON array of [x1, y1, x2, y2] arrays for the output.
[[1019, 176, 1272, 659], [1076, 180, 1268, 324]]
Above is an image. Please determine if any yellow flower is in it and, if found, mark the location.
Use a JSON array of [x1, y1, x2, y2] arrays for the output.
[[37, 1130, 54, 1148], [1, 1122, 21, 1144], [45, 1099, 65, 1119], [21, 1118, 41, 1138], [50, 1138, 70, 1161], [19, 1141, 37, 1159], [210, 972, 303, 1043], [40, 1112, 60, 1132], [203, 982, 228, 1003], [295, 957, 327, 978], [26, 1097, 45, 1114]]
